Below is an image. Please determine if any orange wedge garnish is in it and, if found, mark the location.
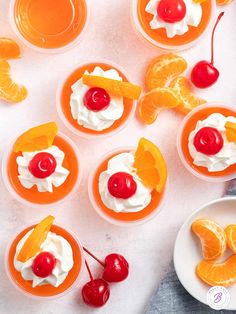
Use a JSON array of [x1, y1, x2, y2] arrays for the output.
[[197, 255, 236, 287], [145, 54, 187, 90], [138, 87, 179, 124], [0, 38, 21, 59], [17, 215, 55, 262], [225, 121, 236, 142], [13, 122, 58, 153], [0, 60, 27, 103], [216, 0, 232, 5], [82, 74, 142, 100], [134, 138, 167, 193], [226, 225, 236, 254], [192, 219, 226, 261], [170, 76, 206, 114], [193, 0, 207, 3]]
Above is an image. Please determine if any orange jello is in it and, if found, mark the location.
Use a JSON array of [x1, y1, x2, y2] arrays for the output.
[[10, 0, 88, 52], [177, 103, 236, 182], [132, 0, 215, 50]]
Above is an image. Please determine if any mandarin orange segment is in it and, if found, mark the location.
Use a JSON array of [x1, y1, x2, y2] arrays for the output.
[[216, 0, 233, 5], [225, 121, 236, 142], [82, 74, 142, 100], [145, 54, 187, 90], [0, 38, 21, 59], [192, 219, 226, 260], [17, 215, 55, 262], [226, 225, 236, 254], [134, 138, 167, 193], [197, 255, 236, 287], [138, 87, 179, 124], [193, 0, 207, 3], [0, 60, 27, 103], [170, 76, 206, 114], [13, 122, 58, 153]]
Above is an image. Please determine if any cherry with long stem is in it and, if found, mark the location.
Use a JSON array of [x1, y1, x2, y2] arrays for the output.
[[83, 247, 105, 267]]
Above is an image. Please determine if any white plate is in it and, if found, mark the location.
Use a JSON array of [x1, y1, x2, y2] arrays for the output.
[[174, 197, 236, 310]]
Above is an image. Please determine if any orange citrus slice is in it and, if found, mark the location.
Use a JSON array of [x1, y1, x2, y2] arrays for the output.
[[17, 215, 55, 262], [0, 60, 27, 103], [134, 137, 167, 193], [145, 54, 187, 90], [216, 0, 233, 5], [225, 121, 236, 142], [13, 122, 58, 153], [82, 74, 142, 100], [0, 38, 21, 59], [226, 225, 236, 253], [138, 87, 179, 124], [193, 0, 207, 3], [170, 77, 206, 114], [192, 219, 226, 260], [197, 255, 236, 287]]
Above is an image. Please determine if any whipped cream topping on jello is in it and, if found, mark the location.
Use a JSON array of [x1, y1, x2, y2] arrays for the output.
[[145, 0, 202, 38], [99, 152, 152, 213], [70, 66, 124, 131], [188, 113, 236, 172], [14, 229, 74, 288], [16, 145, 69, 192]]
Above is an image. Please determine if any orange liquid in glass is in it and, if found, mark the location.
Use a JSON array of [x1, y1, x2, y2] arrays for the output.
[[13, 0, 87, 49], [137, 0, 212, 47], [8, 224, 83, 297], [181, 107, 236, 177], [92, 150, 165, 222]]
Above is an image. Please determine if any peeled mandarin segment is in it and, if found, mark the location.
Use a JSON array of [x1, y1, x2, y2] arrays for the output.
[[0, 60, 27, 104], [134, 137, 167, 193], [191, 219, 226, 260], [225, 121, 236, 142], [197, 255, 236, 287], [193, 0, 207, 3], [13, 122, 58, 153], [17, 215, 55, 262], [0, 38, 21, 59], [216, 0, 232, 5], [225, 225, 236, 253], [138, 87, 179, 124], [145, 54, 187, 90], [170, 76, 206, 114], [82, 74, 142, 100]]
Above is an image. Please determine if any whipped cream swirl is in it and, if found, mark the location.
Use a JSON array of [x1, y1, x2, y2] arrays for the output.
[[145, 0, 202, 38], [188, 113, 236, 172], [99, 153, 152, 213], [16, 145, 70, 192], [14, 230, 74, 288], [70, 66, 124, 131]]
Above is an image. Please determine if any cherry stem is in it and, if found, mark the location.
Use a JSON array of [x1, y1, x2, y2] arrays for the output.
[[83, 247, 105, 267], [211, 12, 224, 65], [85, 259, 94, 283]]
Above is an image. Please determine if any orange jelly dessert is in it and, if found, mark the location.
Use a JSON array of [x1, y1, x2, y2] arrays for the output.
[[6, 216, 84, 298], [177, 104, 236, 181], [2, 122, 81, 206], [57, 62, 136, 138], [132, 0, 215, 50], [10, 0, 88, 51], [88, 138, 167, 226]]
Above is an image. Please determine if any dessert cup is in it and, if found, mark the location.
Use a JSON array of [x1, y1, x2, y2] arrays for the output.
[[131, 0, 216, 51], [177, 102, 236, 182], [5, 222, 84, 299], [9, 0, 89, 54], [56, 60, 136, 140], [88, 147, 167, 227], [1, 132, 83, 208]]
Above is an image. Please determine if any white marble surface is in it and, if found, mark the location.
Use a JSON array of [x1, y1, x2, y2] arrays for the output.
[[0, 0, 235, 313]]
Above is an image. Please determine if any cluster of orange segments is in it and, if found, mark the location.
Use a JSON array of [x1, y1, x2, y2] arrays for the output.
[[192, 219, 236, 287]]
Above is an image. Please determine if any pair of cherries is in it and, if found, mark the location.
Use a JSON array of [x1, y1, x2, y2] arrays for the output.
[[82, 248, 129, 307]]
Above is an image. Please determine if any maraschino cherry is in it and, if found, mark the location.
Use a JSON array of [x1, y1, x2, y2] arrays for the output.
[[82, 260, 110, 307], [108, 172, 137, 199], [157, 0, 186, 23], [193, 127, 224, 155], [28, 152, 57, 179], [84, 87, 110, 111], [191, 12, 224, 89], [32, 252, 56, 278]]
